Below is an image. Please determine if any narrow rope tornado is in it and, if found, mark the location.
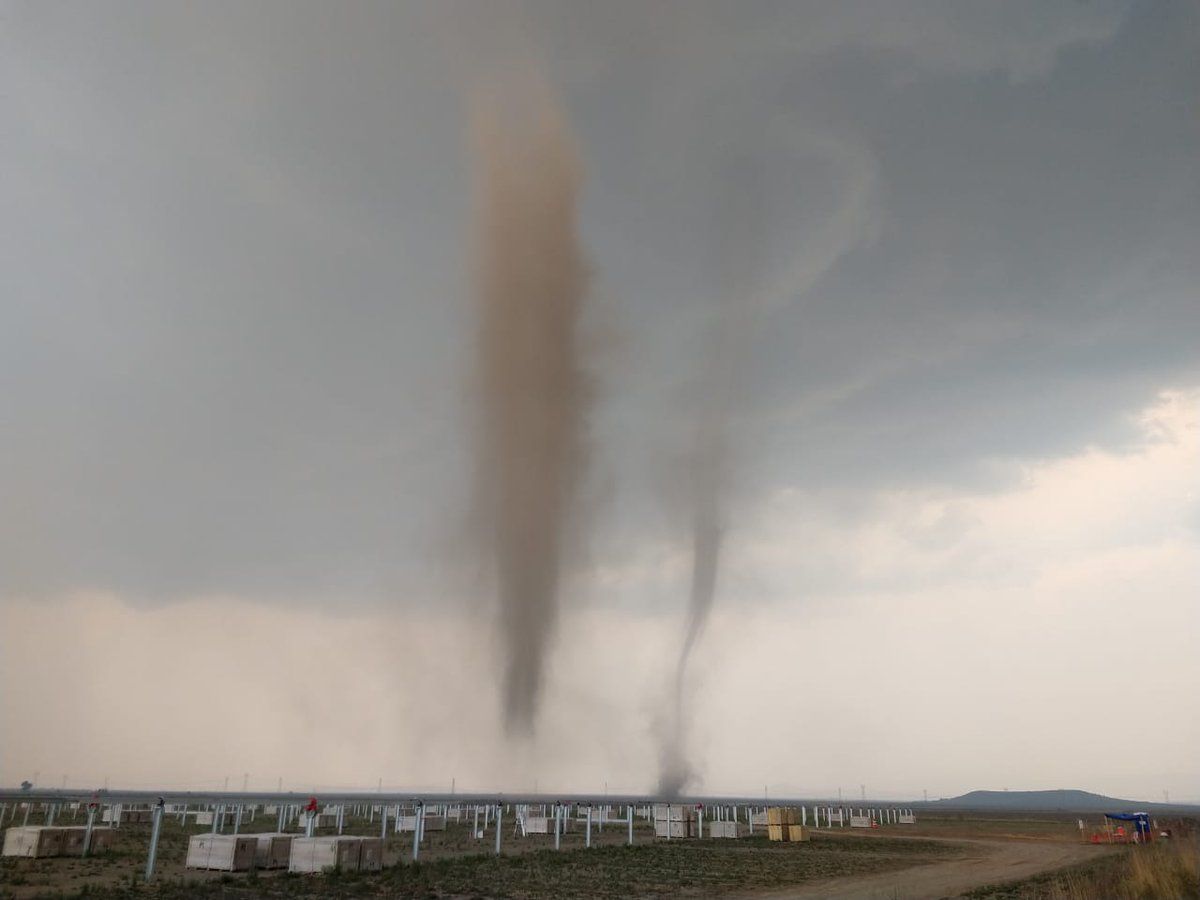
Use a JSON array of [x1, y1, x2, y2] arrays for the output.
[[658, 173, 761, 797], [658, 338, 736, 797]]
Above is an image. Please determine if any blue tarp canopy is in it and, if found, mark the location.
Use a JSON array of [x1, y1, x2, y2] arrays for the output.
[[1105, 812, 1151, 834]]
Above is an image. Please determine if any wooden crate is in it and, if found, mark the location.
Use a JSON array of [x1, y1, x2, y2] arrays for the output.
[[767, 824, 786, 842], [787, 825, 810, 842]]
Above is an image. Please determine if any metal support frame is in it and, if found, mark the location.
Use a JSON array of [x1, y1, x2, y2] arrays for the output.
[[83, 805, 97, 857], [145, 801, 164, 882], [412, 800, 422, 861]]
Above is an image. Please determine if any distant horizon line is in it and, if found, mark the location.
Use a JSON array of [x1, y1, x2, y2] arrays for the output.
[[3, 783, 1197, 809]]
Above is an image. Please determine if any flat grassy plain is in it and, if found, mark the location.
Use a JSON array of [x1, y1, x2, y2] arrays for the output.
[[9, 810, 1194, 899], [59, 837, 962, 899], [879, 812, 1089, 843], [0, 816, 963, 899]]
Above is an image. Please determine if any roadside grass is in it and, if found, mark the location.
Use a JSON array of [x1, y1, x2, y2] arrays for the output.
[[964, 837, 1200, 900]]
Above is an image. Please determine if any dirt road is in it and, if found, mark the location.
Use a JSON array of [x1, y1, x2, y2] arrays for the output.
[[742, 837, 1113, 900]]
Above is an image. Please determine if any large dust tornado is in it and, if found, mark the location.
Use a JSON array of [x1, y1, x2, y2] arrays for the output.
[[470, 77, 590, 735]]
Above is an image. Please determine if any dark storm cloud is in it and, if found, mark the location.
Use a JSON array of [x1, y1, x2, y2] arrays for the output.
[[2, 0, 1196, 603]]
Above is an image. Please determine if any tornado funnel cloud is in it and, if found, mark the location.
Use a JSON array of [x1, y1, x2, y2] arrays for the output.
[[658, 406, 730, 797], [679, 442, 724, 668], [469, 76, 590, 736], [658, 173, 760, 797]]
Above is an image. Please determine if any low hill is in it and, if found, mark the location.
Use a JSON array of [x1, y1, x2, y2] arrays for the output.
[[928, 789, 1192, 812]]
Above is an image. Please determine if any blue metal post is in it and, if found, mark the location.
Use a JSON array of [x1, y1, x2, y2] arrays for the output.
[[145, 801, 164, 882]]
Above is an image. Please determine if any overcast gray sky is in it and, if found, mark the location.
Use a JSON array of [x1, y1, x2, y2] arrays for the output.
[[2, 1, 1198, 802]]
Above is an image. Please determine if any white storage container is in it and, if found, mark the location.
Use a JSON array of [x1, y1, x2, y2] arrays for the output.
[[186, 834, 257, 871], [395, 815, 418, 832], [289, 836, 362, 873], [61, 826, 114, 855], [3, 826, 64, 858], [706, 820, 747, 839], [654, 820, 694, 838], [653, 804, 696, 822], [297, 812, 338, 830], [524, 816, 551, 834], [60, 826, 92, 856], [247, 832, 294, 869], [395, 813, 447, 832], [357, 837, 383, 871], [103, 808, 151, 824]]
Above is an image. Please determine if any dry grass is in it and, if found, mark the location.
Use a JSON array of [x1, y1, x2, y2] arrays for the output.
[[967, 836, 1200, 900], [1062, 837, 1199, 900], [1, 833, 964, 899]]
